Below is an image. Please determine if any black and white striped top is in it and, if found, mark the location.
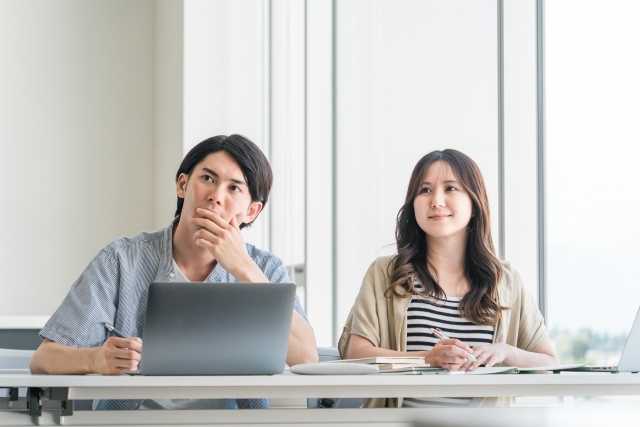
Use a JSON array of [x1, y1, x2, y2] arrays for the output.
[[403, 284, 494, 407]]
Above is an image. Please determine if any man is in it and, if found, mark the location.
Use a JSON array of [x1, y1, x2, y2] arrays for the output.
[[30, 134, 318, 409]]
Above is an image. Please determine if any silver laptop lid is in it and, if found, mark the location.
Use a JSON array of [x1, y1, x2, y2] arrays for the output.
[[140, 282, 295, 375], [618, 305, 640, 372]]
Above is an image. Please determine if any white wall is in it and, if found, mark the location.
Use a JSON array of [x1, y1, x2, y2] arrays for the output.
[[0, 0, 155, 316], [153, 0, 185, 229], [0, 0, 307, 318]]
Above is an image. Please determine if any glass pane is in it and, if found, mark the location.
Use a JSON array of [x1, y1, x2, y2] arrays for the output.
[[546, 0, 640, 364], [334, 0, 500, 337]]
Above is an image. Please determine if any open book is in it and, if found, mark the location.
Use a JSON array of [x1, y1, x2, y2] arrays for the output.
[[445, 366, 518, 375], [387, 365, 589, 375], [290, 363, 518, 375], [516, 363, 585, 373], [381, 366, 518, 375]]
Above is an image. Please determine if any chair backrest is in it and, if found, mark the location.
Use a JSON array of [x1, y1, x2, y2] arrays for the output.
[[0, 317, 43, 370], [0, 316, 46, 351], [318, 346, 340, 362], [0, 328, 43, 351]]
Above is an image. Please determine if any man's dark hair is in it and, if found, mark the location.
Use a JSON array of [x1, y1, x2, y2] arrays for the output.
[[174, 134, 272, 228]]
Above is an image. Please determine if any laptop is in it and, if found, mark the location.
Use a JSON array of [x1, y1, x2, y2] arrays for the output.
[[139, 282, 295, 375], [565, 306, 640, 373]]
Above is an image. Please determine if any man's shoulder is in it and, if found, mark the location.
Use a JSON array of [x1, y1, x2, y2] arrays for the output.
[[245, 243, 283, 265], [104, 226, 170, 260], [244, 243, 287, 280]]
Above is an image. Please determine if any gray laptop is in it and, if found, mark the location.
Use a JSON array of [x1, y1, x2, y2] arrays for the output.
[[566, 305, 640, 373], [140, 282, 295, 375]]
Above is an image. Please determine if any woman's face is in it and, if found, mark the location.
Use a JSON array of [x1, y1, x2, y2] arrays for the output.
[[413, 161, 473, 241]]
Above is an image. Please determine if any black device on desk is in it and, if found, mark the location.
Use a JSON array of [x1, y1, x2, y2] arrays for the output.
[[139, 282, 295, 375]]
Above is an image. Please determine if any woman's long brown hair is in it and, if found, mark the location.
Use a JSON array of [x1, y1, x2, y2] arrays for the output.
[[385, 149, 504, 325]]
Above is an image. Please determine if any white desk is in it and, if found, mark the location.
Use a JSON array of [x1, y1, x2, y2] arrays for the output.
[[2, 371, 640, 426]]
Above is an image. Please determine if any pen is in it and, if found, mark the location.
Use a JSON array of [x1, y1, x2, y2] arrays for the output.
[[103, 322, 127, 338], [103, 322, 142, 375], [431, 328, 477, 362]]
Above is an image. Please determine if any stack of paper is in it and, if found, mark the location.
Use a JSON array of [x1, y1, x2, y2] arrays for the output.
[[328, 356, 436, 373]]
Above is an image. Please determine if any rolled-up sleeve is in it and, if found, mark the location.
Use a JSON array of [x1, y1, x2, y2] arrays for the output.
[[39, 247, 120, 347], [262, 255, 307, 321]]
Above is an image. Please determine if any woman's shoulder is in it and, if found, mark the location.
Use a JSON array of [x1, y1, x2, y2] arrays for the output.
[[361, 255, 397, 288], [496, 259, 526, 301], [370, 255, 396, 269], [366, 255, 397, 277]]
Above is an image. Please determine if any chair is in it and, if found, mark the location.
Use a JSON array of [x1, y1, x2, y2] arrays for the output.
[[0, 325, 40, 369], [0, 348, 33, 369]]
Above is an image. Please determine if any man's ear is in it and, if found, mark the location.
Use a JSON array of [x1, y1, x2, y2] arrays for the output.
[[176, 173, 189, 198], [243, 201, 264, 225]]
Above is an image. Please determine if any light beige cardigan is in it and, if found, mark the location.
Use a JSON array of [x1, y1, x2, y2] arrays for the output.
[[338, 255, 549, 408]]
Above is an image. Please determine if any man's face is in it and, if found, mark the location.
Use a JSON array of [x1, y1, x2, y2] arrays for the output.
[[176, 151, 263, 230]]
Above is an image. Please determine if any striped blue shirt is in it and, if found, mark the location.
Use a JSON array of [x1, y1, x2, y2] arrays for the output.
[[40, 222, 305, 410]]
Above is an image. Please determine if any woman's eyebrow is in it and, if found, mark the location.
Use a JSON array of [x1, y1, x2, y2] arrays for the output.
[[201, 167, 218, 177], [420, 180, 459, 185]]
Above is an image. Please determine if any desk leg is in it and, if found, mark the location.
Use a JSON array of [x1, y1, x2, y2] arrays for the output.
[[44, 388, 72, 417]]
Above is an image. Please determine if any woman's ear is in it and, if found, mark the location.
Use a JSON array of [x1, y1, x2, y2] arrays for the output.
[[176, 173, 188, 198]]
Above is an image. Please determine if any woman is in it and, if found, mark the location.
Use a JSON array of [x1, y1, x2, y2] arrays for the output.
[[338, 149, 557, 407]]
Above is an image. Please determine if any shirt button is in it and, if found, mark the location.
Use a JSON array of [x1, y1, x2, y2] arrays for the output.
[[169, 272, 175, 279]]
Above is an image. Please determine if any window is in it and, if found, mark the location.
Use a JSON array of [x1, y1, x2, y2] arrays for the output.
[[545, 0, 640, 364]]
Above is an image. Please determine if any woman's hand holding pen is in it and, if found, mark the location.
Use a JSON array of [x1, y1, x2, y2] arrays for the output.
[[426, 328, 478, 371], [425, 338, 476, 371], [90, 336, 143, 375], [460, 343, 511, 371]]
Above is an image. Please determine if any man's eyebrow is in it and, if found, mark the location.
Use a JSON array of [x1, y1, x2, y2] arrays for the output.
[[201, 167, 247, 186]]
